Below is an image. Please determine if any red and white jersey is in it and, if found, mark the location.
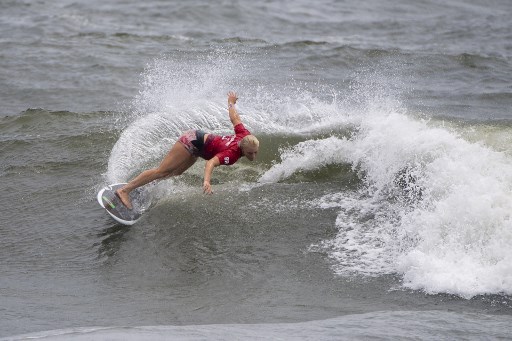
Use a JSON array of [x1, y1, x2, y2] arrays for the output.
[[201, 123, 251, 165]]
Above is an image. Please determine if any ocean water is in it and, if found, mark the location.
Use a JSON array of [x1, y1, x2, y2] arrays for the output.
[[1, 0, 512, 339]]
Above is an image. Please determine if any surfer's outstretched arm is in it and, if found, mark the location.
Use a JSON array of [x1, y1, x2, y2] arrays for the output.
[[228, 91, 242, 127], [203, 156, 220, 194]]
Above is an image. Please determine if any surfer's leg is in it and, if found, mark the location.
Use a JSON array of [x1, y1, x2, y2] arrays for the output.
[[157, 141, 197, 176], [167, 155, 197, 176], [117, 142, 195, 209]]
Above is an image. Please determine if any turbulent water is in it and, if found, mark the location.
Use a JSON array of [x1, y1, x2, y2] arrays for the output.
[[1, 0, 512, 339]]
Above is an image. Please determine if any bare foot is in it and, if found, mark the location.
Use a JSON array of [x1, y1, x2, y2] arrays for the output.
[[115, 188, 133, 210]]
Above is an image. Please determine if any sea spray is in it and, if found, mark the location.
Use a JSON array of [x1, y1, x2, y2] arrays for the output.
[[106, 51, 247, 183], [106, 49, 350, 183]]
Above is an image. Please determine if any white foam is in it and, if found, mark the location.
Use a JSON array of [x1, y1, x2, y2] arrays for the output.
[[258, 136, 351, 183], [262, 95, 512, 298]]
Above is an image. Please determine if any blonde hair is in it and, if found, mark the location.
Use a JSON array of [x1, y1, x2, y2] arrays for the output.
[[240, 135, 259, 150]]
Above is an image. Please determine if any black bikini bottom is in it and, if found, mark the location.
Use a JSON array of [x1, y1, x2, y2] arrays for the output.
[[192, 130, 205, 150]]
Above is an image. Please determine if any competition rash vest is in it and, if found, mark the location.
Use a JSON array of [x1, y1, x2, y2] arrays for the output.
[[201, 123, 251, 165]]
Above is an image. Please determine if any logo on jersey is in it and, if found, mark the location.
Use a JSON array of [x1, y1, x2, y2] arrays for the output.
[[224, 157, 230, 164], [222, 135, 236, 146]]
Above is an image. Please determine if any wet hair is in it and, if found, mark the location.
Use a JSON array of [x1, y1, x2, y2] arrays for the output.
[[240, 135, 259, 150]]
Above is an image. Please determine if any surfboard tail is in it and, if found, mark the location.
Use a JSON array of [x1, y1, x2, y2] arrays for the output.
[[97, 183, 145, 225]]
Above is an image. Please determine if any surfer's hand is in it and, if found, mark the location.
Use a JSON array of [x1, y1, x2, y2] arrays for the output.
[[203, 181, 213, 194], [228, 91, 238, 105]]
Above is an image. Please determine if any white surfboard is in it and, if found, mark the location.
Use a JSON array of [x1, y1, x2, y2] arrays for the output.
[[97, 183, 149, 225]]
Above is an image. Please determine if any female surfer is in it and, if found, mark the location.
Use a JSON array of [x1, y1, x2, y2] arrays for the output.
[[116, 91, 259, 209]]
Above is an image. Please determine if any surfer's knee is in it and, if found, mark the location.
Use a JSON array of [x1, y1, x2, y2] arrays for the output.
[[171, 169, 186, 176], [160, 168, 183, 177], [155, 168, 172, 178], [154, 165, 183, 178]]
